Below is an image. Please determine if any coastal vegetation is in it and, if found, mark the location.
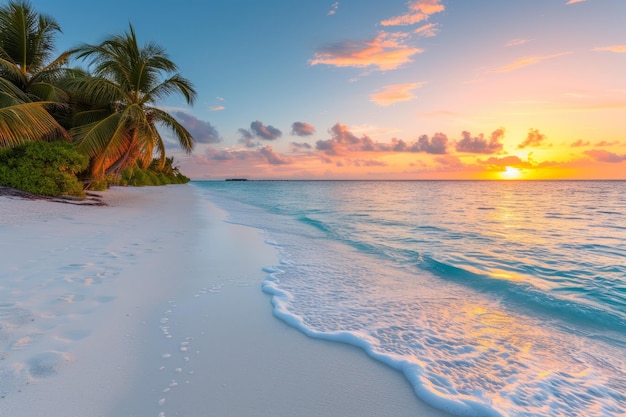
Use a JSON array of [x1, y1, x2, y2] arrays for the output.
[[0, 140, 87, 196], [0, 0, 193, 196]]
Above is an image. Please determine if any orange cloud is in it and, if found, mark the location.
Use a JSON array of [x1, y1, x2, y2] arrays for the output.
[[493, 52, 571, 73], [570, 139, 591, 147], [310, 32, 423, 71], [593, 45, 626, 53], [381, 0, 445, 26], [415, 23, 439, 37], [584, 149, 626, 163], [370, 82, 426, 106], [480, 155, 533, 170], [517, 128, 547, 149]]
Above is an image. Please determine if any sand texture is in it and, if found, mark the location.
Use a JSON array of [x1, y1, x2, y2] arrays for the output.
[[0, 185, 450, 417]]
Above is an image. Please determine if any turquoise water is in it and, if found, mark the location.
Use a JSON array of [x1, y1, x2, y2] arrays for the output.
[[192, 181, 626, 417]]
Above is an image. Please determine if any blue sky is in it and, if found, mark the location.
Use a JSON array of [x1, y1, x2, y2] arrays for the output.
[[39, 0, 626, 179]]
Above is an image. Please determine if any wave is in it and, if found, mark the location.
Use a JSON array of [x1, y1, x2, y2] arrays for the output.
[[296, 211, 626, 333], [297, 215, 332, 234], [261, 272, 508, 417], [416, 255, 626, 333]]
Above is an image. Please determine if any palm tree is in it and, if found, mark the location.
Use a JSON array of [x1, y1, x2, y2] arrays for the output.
[[0, 0, 71, 146], [64, 24, 196, 178], [0, 78, 67, 147]]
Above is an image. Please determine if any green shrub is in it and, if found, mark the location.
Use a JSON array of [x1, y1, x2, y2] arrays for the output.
[[130, 169, 151, 186], [88, 177, 111, 191], [0, 141, 89, 197], [117, 160, 190, 187]]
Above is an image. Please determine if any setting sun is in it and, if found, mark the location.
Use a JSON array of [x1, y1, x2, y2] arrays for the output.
[[502, 166, 522, 179]]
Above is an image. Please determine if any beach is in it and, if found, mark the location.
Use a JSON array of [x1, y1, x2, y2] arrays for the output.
[[0, 184, 450, 417]]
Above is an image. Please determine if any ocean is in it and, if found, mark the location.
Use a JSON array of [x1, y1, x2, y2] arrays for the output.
[[192, 180, 626, 417]]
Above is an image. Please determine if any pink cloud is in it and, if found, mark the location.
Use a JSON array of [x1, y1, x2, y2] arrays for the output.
[[381, 0, 445, 26], [565, 0, 586, 4], [593, 45, 626, 53], [595, 140, 621, 147], [259, 146, 292, 165], [315, 123, 449, 156], [290, 142, 313, 151], [414, 23, 439, 37], [393, 133, 449, 154], [291, 122, 316, 136], [174, 112, 221, 144], [455, 129, 505, 154], [493, 52, 571, 73], [353, 159, 389, 167], [310, 32, 423, 71], [434, 155, 464, 168], [204, 145, 291, 166], [250, 120, 282, 140], [505, 39, 531, 47], [584, 149, 626, 163], [327, 2, 339, 16], [570, 139, 590, 147], [370, 82, 426, 106]]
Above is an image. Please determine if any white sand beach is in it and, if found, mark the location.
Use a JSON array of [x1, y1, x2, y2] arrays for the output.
[[0, 184, 451, 417]]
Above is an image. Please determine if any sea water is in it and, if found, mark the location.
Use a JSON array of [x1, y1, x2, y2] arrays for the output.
[[192, 181, 626, 417]]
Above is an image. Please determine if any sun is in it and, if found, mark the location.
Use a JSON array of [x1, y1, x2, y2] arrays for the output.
[[501, 166, 522, 179]]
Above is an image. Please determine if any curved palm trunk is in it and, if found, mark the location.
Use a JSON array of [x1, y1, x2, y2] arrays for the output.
[[102, 130, 143, 176]]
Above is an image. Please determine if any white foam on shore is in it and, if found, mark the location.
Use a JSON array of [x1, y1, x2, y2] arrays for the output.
[[0, 185, 451, 416]]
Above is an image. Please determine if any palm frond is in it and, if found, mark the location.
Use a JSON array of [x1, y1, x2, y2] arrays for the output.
[[0, 91, 21, 107], [0, 56, 27, 87], [149, 107, 195, 153], [33, 14, 62, 68], [71, 111, 125, 158], [0, 1, 61, 74], [72, 107, 113, 126], [0, 76, 30, 101], [144, 74, 196, 105], [0, 101, 68, 147], [29, 81, 69, 102], [60, 76, 125, 108]]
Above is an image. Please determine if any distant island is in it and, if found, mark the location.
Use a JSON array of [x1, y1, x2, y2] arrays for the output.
[[225, 178, 249, 181]]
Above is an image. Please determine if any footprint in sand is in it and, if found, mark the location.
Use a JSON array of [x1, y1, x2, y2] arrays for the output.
[[58, 329, 90, 342], [0, 306, 34, 325], [27, 351, 72, 378], [95, 295, 116, 303], [10, 334, 42, 350], [56, 293, 85, 304]]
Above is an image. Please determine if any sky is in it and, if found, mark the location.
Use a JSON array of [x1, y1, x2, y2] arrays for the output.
[[40, 0, 626, 180]]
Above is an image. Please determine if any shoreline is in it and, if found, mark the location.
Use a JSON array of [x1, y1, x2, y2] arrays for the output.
[[0, 184, 451, 416]]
